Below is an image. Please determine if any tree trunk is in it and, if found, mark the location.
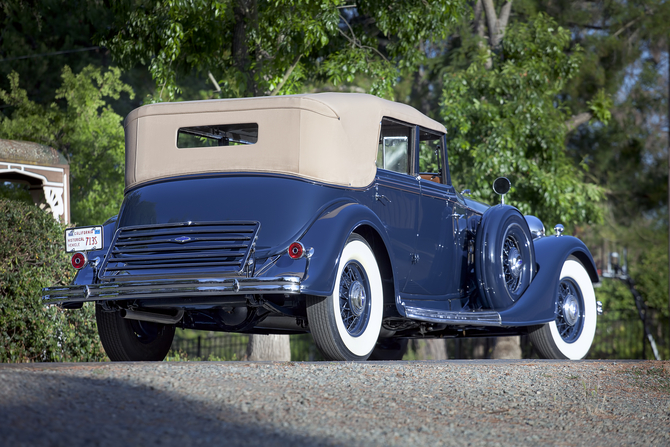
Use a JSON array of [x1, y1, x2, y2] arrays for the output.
[[410, 42, 432, 115], [491, 336, 522, 359], [478, 0, 513, 69], [409, 339, 448, 360], [471, 338, 488, 358], [247, 334, 291, 361], [476, 0, 522, 360], [566, 112, 593, 133], [232, 0, 260, 96]]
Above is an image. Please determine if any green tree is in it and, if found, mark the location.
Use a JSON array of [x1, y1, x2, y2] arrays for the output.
[[441, 13, 604, 228], [514, 0, 670, 322], [98, 0, 469, 101], [0, 65, 134, 225], [0, 0, 151, 117]]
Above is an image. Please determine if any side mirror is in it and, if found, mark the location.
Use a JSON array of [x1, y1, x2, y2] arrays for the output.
[[493, 177, 511, 205]]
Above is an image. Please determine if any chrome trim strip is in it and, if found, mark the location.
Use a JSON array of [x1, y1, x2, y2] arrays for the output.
[[42, 276, 301, 304], [405, 306, 502, 326]]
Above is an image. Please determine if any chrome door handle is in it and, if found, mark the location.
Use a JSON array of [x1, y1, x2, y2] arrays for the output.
[[375, 192, 392, 204]]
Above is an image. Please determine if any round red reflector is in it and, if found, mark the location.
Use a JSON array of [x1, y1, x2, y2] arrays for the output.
[[288, 242, 304, 259], [71, 252, 87, 269]]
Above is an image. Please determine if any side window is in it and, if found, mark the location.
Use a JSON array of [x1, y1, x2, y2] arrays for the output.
[[418, 128, 444, 184], [376, 118, 413, 174]]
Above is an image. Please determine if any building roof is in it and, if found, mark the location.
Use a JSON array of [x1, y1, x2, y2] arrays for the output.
[[0, 139, 68, 166]]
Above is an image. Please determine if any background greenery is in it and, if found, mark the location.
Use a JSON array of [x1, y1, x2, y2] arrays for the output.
[[0, 199, 107, 362], [0, 0, 667, 360]]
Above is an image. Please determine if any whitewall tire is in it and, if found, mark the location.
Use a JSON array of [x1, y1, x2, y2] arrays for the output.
[[307, 234, 383, 361], [529, 259, 597, 360]]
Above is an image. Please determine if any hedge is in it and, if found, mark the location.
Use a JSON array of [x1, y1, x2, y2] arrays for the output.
[[0, 199, 106, 362]]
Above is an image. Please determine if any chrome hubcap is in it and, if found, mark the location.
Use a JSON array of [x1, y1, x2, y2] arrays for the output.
[[562, 294, 580, 327], [348, 281, 367, 317], [502, 231, 524, 294], [556, 279, 584, 343], [508, 247, 523, 279]]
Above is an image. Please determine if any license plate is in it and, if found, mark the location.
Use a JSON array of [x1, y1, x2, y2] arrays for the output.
[[65, 226, 103, 252]]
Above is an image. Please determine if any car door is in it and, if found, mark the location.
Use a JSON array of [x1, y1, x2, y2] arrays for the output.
[[404, 129, 467, 301], [374, 118, 420, 293]]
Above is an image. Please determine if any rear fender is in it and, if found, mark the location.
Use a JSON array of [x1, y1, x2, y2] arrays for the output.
[[260, 202, 394, 297], [499, 235, 598, 326], [72, 215, 118, 286]]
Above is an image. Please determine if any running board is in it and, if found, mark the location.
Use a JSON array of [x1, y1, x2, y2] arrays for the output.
[[405, 306, 502, 326]]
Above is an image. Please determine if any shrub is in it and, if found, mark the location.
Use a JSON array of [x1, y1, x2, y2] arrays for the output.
[[0, 199, 106, 362]]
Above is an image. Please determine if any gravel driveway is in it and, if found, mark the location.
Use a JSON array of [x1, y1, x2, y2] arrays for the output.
[[0, 360, 668, 446]]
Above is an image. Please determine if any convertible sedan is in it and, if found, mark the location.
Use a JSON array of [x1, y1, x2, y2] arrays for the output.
[[43, 93, 601, 361]]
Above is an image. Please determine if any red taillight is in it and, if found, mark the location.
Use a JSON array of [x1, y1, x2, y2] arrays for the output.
[[288, 242, 305, 259], [71, 252, 88, 269]]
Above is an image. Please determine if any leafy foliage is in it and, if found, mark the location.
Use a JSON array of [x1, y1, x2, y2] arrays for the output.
[[631, 241, 669, 317], [0, 199, 107, 362], [0, 65, 134, 225], [99, 0, 468, 100], [441, 14, 603, 227], [512, 0, 669, 320]]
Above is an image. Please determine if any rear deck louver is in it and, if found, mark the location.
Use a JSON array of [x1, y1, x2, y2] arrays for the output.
[[98, 221, 260, 281]]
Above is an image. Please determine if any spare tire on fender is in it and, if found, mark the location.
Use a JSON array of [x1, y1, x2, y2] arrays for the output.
[[475, 205, 536, 310]]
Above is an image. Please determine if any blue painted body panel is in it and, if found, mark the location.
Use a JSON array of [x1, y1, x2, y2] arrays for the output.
[[117, 174, 357, 258], [66, 169, 598, 332], [72, 215, 118, 286], [498, 235, 598, 326], [266, 202, 394, 296]]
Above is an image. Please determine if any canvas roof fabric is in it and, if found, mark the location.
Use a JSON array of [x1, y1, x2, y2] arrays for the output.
[[124, 93, 446, 190]]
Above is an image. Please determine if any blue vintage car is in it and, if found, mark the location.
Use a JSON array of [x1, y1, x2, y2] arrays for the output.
[[43, 93, 601, 361]]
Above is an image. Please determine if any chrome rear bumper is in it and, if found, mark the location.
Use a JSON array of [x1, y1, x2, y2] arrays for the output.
[[42, 276, 301, 305]]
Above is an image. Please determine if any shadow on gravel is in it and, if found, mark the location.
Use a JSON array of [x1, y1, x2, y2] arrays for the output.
[[0, 369, 339, 447]]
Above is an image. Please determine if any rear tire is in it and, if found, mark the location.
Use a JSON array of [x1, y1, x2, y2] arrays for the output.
[[95, 304, 175, 361], [307, 234, 383, 361], [529, 259, 597, 360]]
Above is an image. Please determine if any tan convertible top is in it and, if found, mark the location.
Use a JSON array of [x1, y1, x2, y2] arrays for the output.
[[124, 93, 446, 189]]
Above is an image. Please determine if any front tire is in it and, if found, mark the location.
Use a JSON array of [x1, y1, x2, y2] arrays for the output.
[[529, 259, 597, 360], [307, 234, 383, 361], [95, 304, 175, 361]]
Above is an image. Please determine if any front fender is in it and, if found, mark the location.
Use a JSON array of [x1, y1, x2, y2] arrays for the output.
[[499, 235, 598, 326], [261, 202, 393, 297]]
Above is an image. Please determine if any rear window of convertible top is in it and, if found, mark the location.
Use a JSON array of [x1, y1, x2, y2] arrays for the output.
[[177, 123, 258, 148]]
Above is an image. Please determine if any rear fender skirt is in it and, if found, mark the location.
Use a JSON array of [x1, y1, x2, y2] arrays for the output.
[[498, 235, 598, 326], [261, 202, 394, 297]]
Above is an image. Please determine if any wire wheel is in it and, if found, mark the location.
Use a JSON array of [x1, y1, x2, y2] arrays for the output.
[[554, 278, 584, 343], [476, 206, 535, 309], [338, 261, 371, 337], [502, 229, 525, 294], [529, 259, 597, 360], [306, 234, 383, 361]]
